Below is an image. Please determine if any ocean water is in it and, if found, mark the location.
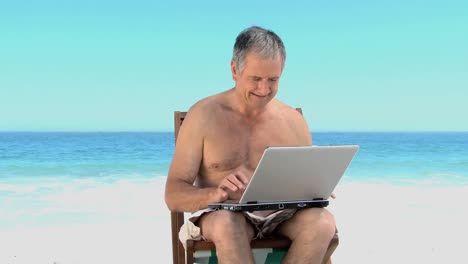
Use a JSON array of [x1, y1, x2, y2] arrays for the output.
[[1, 132, 467, 185], [312, 132, 468, 185], [1, 132, 467, 229]]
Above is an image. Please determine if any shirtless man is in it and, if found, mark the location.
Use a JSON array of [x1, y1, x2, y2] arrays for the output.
[[165, 26, 336, 264]]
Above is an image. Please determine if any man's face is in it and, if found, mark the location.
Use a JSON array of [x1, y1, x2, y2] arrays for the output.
[[231, 52, 283, 109]]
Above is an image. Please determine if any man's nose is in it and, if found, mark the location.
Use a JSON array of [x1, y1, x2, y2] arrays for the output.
[[257, 80, 270, 96]]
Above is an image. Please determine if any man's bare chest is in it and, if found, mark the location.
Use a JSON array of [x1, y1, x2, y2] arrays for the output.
[[202, 121, 297, 173]]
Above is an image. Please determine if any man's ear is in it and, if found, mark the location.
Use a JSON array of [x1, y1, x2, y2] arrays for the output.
[[231, 60, 238, 81]]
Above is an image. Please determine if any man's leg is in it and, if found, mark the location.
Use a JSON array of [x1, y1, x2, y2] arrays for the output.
[[198, 210, 255, 264], [277, 208, 336, 264]]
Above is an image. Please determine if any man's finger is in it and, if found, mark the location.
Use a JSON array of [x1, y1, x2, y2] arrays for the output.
[[235, 171, 250, 185], [216, 188, 228, 201], [221, 180, 238, 192], [228, 175, 245, 190]]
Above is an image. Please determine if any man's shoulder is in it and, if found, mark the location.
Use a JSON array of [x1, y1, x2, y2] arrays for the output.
[[271, 99, 309, 130], [188, 92, 227, 116], [183, 92, 229, 129], [271, 99, 304, 118], [271, 100, 311, 144]]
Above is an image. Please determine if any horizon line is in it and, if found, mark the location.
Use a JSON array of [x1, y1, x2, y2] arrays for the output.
[[1, 130, 468, 133]]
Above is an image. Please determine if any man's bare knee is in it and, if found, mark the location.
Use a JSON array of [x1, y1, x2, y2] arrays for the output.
[[199, 210, 254, 243], [280, 208, 336, 241], [301, 209, 336, 244], [313, 209, 336, 238]]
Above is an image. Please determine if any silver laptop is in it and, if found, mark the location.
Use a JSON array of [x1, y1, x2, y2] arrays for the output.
[[208, 145, 359, 211]]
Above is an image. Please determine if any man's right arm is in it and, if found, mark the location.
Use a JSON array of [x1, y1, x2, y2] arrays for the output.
[[164, 104, 226, 212]]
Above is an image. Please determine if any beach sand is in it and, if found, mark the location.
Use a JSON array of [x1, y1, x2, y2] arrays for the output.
[[1, 177, 466, 263]]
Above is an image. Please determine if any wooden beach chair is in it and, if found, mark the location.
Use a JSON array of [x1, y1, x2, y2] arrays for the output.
[[171, 109, 339, 264]]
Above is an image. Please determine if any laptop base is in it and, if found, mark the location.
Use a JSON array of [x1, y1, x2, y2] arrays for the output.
[[208, 199, 329, 212]]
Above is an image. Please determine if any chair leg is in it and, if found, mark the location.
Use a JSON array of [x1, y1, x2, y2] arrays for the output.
[[186, 240, 194, 264], [322, 234, 339, 264]]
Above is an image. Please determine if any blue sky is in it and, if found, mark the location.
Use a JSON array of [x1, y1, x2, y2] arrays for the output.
[[1, 0, 467, 132]]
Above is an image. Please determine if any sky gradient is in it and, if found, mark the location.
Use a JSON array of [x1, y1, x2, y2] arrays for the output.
[[1, 1, 467, 132]]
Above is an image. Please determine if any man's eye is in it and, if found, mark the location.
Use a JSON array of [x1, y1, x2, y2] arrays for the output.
[[269, 79, 278, 82], [253, 77, 261, 81]]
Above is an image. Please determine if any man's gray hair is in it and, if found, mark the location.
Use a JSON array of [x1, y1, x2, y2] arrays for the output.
[[232, 26, 286, 73]]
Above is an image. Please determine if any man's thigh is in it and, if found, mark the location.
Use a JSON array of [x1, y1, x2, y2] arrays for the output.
[[276, 208, 336, 240], [198, 210, 255, 241]]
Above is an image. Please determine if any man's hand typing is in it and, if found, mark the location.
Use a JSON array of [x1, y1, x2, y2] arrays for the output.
[[211, 170, 250, 203]]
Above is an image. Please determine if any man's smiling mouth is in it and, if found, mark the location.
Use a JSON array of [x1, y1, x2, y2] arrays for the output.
[[251, 93, 269, 98]]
